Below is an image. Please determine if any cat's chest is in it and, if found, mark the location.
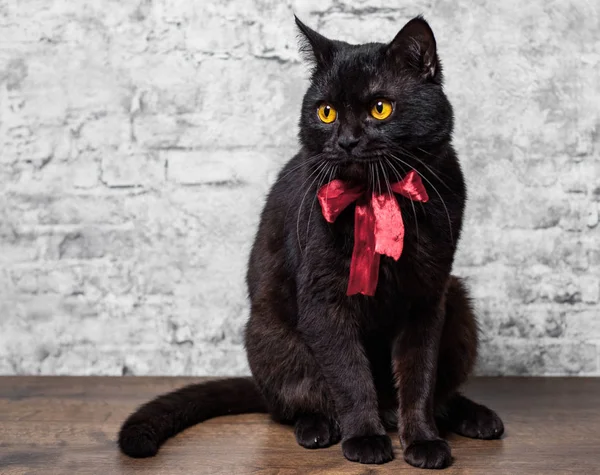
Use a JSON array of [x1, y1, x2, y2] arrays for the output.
[[375, 223, 454, 297], [329, 204, 445, 261], [309, 198, 453, 290]]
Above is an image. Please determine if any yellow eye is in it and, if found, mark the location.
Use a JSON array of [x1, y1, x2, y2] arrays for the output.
[[371, 100, 393, 120], [318, 103, 337, 124]]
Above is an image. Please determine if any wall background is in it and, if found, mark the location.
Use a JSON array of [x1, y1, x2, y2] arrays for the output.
[[0, 0, 598, 376]]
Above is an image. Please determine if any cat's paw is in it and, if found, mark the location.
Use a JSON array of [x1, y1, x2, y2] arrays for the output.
[[342, 435, 394, 464], [452, 403, 504, 440], [442, 395, 504, 440], [294, 414, 340, 449], [403, 439, 452, 469]]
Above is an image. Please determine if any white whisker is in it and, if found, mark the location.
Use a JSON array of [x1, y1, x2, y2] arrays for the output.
[[397, 146, 454, 193], [387, 154, 426, 216], [278, 153, 324, 181], [380, 160, 392, 196], [296, 162, 328, 255], [306, 164, 335, 244], [388, 153, 454, 244], [384, 157, 420, 249]]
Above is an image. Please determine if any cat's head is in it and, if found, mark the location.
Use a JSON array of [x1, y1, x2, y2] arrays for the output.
[[296, 16, 453, 182]]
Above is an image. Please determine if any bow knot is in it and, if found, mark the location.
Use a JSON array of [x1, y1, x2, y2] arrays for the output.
[[317, 170, 428, 296]]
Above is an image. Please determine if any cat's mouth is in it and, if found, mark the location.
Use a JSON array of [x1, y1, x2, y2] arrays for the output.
[[328, 154, 385, 165], [335, 159, 375, 185], [341, 157, 382, 163], [327, 154, 404, 191]]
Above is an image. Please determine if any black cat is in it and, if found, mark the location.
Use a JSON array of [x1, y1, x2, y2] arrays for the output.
[[119, 15, 504, 469]]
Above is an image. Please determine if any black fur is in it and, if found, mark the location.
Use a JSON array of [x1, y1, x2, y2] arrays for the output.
[[119, 16, 504, 469], [118, 378, 266, 458]]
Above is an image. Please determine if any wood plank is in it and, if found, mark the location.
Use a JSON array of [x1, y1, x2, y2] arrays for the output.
[[0, 377, 599, 474]]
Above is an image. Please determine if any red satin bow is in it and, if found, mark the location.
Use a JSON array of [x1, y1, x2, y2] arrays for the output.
[[317, 170, 429, 296]]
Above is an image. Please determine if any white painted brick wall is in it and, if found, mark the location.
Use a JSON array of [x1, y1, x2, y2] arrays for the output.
[[0, 0, 598, 375]]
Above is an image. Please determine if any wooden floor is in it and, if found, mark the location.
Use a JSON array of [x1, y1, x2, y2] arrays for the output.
[[0, 377, 599, 475]]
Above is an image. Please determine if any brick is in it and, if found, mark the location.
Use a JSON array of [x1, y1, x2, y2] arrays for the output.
[[560, 198, 592, 232], [175, 59, 306, 149], [565, 310, 600, 339], [71, 160, 100, 189], [167, 151, 236, 185], [0, 53, 69, 123], [39, 228, 137, 261], [57, 231, 106, 260], [580, 275, 600, 303], [127, 51, 201, 114], [101, 147, 164, 188], [1, 125, 60, 166], [10, 194, 128, 226], [497, 306, 566, 339], [1, 0, 600, 376], [132, 114, 180, 149], [183, 10, 251, 56], [10, 265, 81, 295], [0, 228, 43, 264], [290, 0, 336, 15], [587, 203, 599, 228], [135, 263, 182, 295], [38, 347, 126, 376], [164, 148, 282, 186], [77, 114, 131, 150], [121, 348, 190, 376], [476, 340, 597, 376], [1, 160, 97, 195], [541, 342, 598, 375], [506, 266, 600, 306], [454, 225, 501, 267], [557, 239, 590, 271], [559, 161, 600, 195]]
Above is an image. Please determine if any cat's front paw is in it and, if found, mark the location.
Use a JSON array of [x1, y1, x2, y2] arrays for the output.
[[403, 439, 452, 469], [342, 435, 394, 464]]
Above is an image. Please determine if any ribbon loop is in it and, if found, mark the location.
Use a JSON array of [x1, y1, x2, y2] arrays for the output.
[[318, 170, 428, 296]]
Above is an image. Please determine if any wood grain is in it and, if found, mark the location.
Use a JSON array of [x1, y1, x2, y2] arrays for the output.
[[0, 377, 598, 474]]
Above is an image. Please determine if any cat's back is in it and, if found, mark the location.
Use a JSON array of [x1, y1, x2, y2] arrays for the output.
[[259, 153, 306, 230], [246, 154, 304, 297]]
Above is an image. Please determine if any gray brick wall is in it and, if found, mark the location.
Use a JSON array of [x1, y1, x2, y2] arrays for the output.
[[0, 0, 598, 376]]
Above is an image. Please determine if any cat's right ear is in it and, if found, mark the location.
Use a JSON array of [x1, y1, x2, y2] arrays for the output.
[[386, 16, 440, 82], [295, 16, 336, 68]]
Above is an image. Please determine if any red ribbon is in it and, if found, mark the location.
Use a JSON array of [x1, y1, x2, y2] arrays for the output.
[[317, 170, 429, 296]]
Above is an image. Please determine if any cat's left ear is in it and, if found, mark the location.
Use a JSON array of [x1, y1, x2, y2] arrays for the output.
[[295, 16, 337, 68], [387, 16, 439, 81]]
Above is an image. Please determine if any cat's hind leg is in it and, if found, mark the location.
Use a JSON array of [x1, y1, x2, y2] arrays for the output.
[[434, 276, 504, 440], [438, 393, 504, 440]]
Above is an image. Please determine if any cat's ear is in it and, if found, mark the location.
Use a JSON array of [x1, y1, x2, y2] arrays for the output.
[[387, 16, 439, 81], [295, 16, 336, 68]]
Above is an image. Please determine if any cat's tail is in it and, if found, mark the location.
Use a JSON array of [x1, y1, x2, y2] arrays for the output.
[[118, 377, 267, 458]]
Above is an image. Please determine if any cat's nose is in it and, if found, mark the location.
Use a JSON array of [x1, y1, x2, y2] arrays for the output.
[[338, 135, 360, 152]]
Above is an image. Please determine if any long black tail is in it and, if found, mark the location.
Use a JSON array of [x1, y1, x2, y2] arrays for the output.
[[118, 377, 268, 458]]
